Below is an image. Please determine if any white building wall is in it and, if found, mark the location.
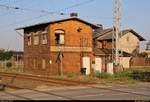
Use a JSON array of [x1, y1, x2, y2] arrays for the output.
[[120, 57, 131, 68]]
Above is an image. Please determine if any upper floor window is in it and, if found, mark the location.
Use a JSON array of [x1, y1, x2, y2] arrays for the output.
[[41, 29, 48, 45], [102, 41, 107, 48], [98, 42, 102, 48], [34, 31, 39, 45], [27, 33, 32, 46], [55, 30, 65, 45]]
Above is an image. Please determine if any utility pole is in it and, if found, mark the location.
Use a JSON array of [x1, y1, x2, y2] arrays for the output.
[[113, 0, 122, 66], [59, 46, 63, 77], [60, 50, 63, 76]]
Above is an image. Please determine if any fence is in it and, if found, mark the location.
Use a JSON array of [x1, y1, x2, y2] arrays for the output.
[[0, 60, 24, 72]]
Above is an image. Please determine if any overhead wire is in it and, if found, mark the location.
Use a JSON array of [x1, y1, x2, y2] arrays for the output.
[[52, 0, 95, 13], [0, 0, 97, 39], [0, 4, 54, 14], [0, 0, 96, 30], [0, 0, 95, 15]]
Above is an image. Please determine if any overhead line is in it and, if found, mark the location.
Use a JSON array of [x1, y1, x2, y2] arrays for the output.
[[54, 0, 95, 12], [0, 0, 95, 29], [0, 13, 51, 29], [0, 4, 54, 14], [0, 0, 95, 15]]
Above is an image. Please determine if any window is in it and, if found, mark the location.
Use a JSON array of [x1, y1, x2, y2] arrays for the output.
[[55, 30, 65, 45], [33, 59, 36, 69], [59, 34, 64, 44], [34, 32, 39, 45], [27, 33, 32, 46], [42, 59, 46, 69], [34, 35, 39, 45], [126, 36, 129, 42], [42, 34, 47, 44], [41, 30, 48, 44], [102, 41, 107, 48]]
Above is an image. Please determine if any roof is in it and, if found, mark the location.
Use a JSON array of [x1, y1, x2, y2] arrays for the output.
[[16, 17, 99, 30], [93, 28, 112, 39], [93, 28, 146, 41], [147, 40, 150, 45], [94, 48, 131, 57]]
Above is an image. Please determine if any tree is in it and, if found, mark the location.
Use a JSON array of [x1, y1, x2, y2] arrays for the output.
[[0, 51, 13, 61]]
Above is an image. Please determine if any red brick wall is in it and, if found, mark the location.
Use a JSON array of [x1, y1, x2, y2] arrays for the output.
[[130, 57, 150, 67], [49, 52, 81, 75], [48, 20, 93, 75], [24, 20, 93, 75], [49, 20, 93, 47]]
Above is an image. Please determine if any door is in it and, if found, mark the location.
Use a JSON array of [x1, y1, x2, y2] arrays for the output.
[[95, 57, 102, 73], [82, 57, 90, 75]]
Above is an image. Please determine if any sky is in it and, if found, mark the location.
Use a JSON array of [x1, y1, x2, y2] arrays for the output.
[[0, 0, 150, 51]]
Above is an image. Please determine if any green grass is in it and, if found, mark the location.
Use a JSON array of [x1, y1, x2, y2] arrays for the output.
[[0, 66, 24, 73], [92, 67, 150, 83], [51, 67, 150, 84], [0, 66, 149, 84]]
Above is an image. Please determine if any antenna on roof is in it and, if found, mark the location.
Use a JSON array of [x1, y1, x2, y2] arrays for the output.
[[70, 12, 78, 18]]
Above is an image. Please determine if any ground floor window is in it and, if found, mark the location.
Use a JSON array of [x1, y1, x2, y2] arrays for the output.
[[42, 59, 46, 69]]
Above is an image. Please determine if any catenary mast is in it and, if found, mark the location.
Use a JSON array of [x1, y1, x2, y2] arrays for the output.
[[113, 0, 122, 65]]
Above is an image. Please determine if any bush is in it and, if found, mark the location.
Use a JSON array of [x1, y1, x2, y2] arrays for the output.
[[129, 71, 150, 82], [114, 70, 132, 78], [66, 72, 79, 79], [114, 68, 150, 82], [95, 72, 113, 79], [6, 62, 12, 68]]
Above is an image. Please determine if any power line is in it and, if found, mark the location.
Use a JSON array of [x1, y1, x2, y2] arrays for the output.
[[81, 15, 112, 19], [55, 0, 95, 12], [0, 13, 50, 29], [0, 4, 54, 14], [0, 0, 95, 29], [0, 0, 95, 15], [0, 0, 96, 39], [15, 30, 23, 37]]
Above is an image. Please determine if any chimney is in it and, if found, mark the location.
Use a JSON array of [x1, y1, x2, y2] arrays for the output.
[[70, 12, 78, 18]]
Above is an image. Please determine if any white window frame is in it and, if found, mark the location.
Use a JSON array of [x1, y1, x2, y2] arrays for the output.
[[41, 30, 48, 45], [59, 34, 64, 45], [34, 32, 39, 45], [27, 33, 32, 46], [54, 30, 65, 45]]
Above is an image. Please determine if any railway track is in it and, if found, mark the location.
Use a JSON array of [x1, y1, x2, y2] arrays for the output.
[[0, 82, 150, 100], [0, 72, 95, 88], [0, 72, 149, 100], [0, 84, 76, 100], [89, 85, 150, 97]]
